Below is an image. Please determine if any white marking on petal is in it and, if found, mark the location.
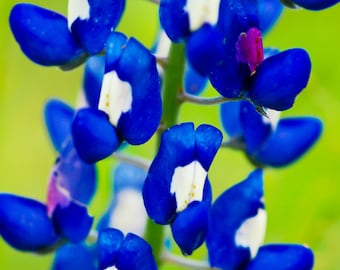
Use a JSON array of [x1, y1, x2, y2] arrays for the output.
[[109, 189, 147, 237], [104, 267, 117, 270], [262, 108, 280, 131], [185, 0, 220, 31], [98, 71, 133, 126], [235, 208, 267, 258], [154, 31, 171, 59], [68, 0, 91, 29], [170, 160, 207, 212]]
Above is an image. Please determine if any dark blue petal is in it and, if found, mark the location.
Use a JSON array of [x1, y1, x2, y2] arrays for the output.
[[72, 108, 120, 163], [253, 117, 322, 167], [83, 55, 105, 108], [220, 101, 244, 138], [69, 0, 125, 54], [115, 37, 162, 145], [9, 4, 85, 67], [52, 243, 96, 270], [206, 169, 265, 269], [116, 233, 157, 270], [52, 202, 93, 243], [184, 60, 208, 95], [159, 0, 190, 42], [105, 32, 129, 72], [171, 201, 210, 255], [0, 194, 59, 251], [97, 228, 124, 269], [44, 99, 74, 152], [246, 244, 314, 270], [240, 102, 272, 156], [195, 124, 223, 171], [258, 0, 283, 34], [143, 123, 195, 224], [187, 24, 224, 76], [250, 48, 311, 111], [288, 0, 339, 10]]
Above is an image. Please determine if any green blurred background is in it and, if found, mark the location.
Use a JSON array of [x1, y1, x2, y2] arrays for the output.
[[1, 1, 340, 269]]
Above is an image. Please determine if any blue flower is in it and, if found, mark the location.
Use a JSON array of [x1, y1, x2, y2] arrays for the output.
[[282, 0, 339, 10], [220, 101, 322, 167], [206, 169, 314, 269], [9, 0, 125, 68], [97, 228, 157, 270], [98, 163, 148, 236], [143, 123, 222, 255], [72, 32, 162, 163]]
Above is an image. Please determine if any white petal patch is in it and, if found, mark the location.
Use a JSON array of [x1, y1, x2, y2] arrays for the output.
[[104, 267, 117, 270], [154, 31, 171, 59], [185, 0, 220, 31], [262, 108, 280, 131], [109, 189, 147, 237], [170, 160, 207, 212], [235, 208, 267, 258], [98, 71, 133, 127], [68, 0, 90, 29]]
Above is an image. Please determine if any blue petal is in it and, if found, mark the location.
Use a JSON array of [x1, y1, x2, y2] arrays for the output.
[[0, 194, 59, 251], [171, 201, 210, 255], [206, 169, 264, 269], [240, 102, 272, 156], [83, 56, 105, 108], [52, 202, 93, 243], [250, 48, 311, 111], [258, 0, 283, 34], [116, 233, 157, 270], [195, 124, 223, 171], [105, 32, 129, 72], [70, 0, 125, 54], [52, 244, 96, 270], [114, 37, 162, 145], [288, 0, 339, 10], [44, 99, 74, 152], [9, 4, 85, 67], [159, 0, 190, 42], [252, 117, 322, 167], [246, 244, 314, 269], [114, 163, 147, 193], [72, 108, 120, 163], [97, 228, 124, 270], [143, 123, 195, 224], [220, 101, 244, 138], [184, 60, 208, 95]]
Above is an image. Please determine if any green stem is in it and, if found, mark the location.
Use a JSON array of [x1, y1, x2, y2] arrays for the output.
[[144, 42, 186, 266]]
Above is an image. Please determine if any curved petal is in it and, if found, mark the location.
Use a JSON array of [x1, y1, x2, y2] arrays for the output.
[[0, 194, 59, 251], [206, 169, 266, 269], [97, 228, 124, 270], [44, 99, 74, 152], [184, 60, 208, 95], [69, 0, 125, 54], [52, 202, 93, 243], [171, 201, 210, 255], [258, 0, 283, 34], [9, 4, 85, 67], [116, 233, 157, 270], [286, 0, 339, 10], [253, 117, 322, 167], [159, 0, 190, 42], [246, 244, 314, 269], [83, 55, 105, 108], [72, 108, 120, 163], [220, 101, 243, 138], [250, 48, 311, 111], [52, 243, 96, 270]]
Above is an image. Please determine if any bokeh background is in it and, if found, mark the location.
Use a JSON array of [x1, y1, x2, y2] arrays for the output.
[[1, 1, 340, 269]]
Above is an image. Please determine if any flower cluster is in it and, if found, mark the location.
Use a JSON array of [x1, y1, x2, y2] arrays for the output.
[[2, 0, 339, 269]]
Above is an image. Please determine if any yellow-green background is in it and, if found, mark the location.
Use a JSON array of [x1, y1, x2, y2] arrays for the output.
[[1, 1, 340, 269]]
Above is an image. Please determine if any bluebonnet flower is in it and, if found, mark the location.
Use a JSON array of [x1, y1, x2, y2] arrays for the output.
[[206, 169, 314, 269], [143, 122, 222, 255], [220, 100, 322, 167], [160, 0, 311, 111], [281, 0, 339, 10], [9, 0, 125, 68], [72, 32, 162, 163]]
